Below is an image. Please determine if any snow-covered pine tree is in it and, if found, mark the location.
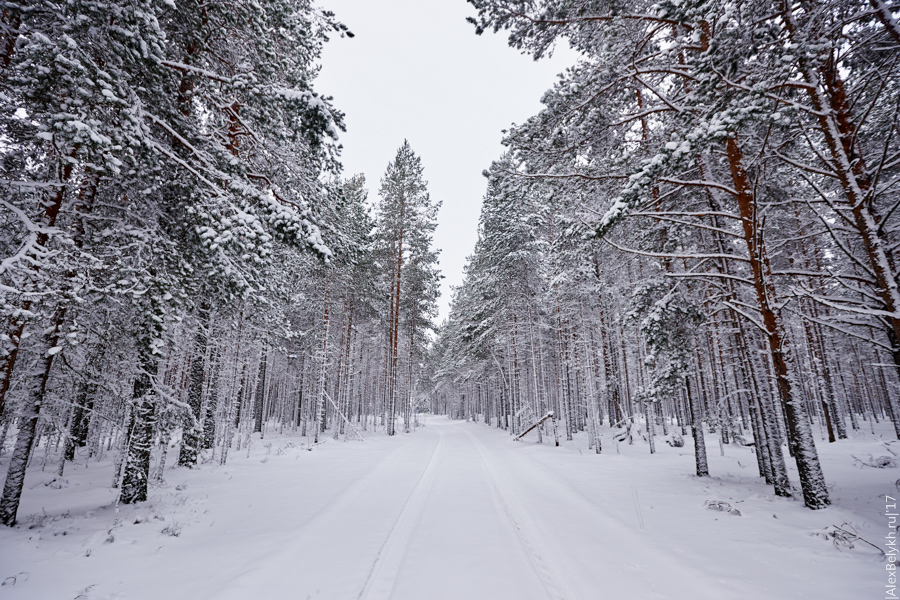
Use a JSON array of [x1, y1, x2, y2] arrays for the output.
[[375, 142, 440, 435], [0, 0, 346, 523]]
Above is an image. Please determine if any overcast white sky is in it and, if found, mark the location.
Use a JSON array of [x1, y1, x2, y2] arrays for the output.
[[316, 0, 576, 322]]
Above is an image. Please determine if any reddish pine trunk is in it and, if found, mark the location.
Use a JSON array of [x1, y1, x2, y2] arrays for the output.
[[0, 308, 65, 525], [0, 156, 74, 416], [726, 136, 828, 508]]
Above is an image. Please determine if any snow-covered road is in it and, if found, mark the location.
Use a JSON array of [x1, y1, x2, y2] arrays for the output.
[[215, 420, 568, 600], [192, 419, 711, 600], [212, 419, 748, 600], [0, 418, 884, 599]]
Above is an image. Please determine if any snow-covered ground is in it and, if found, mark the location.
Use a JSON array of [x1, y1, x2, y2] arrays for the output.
[[0, 418, 890, 599]]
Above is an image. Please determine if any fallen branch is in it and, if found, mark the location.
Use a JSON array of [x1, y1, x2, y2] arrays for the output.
[[514, 411, 559, 446], [323, 390, 365, 441]]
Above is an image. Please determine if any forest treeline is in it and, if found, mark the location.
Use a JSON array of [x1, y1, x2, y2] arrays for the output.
[[0, 2, 439, 526], [430, 0, 900, 510]]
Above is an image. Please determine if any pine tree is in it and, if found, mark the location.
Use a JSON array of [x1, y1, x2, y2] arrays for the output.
[[375, 142, 441, 435]]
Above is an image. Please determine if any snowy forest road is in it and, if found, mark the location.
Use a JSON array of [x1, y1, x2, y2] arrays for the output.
[[217, 419, 565, 600], [1, 417, 877, 599], [216, 419, 738, 600]]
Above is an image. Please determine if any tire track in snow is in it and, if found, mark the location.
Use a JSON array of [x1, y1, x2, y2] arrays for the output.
[[357, 432, 444, 600], [464, 428, 579, 600], [211, 436, 435, 600], [486, 429, 737, 600]]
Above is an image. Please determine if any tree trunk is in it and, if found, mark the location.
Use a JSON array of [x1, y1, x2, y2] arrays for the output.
[[0, 9, 21, 71], [314, 277, 331, 443], [726, 136, 828, 508], [0, 308, 64, 525], [0, 155, 75, 417], [685, 376, 709, 477], [253, 342, 268, 434], [386, 192, 406, 436], [121, 326, 161, 504], [179, 304, 210, 467]]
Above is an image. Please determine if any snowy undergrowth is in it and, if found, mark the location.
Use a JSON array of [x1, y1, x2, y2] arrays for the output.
[[527, 420, 889, 597]]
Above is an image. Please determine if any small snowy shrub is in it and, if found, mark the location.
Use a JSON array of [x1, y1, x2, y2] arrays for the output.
[[854, 454, 898, 468], [666, 433, 684, 447], [812, 524, 883, 555], [704, 500, 741, 516]]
